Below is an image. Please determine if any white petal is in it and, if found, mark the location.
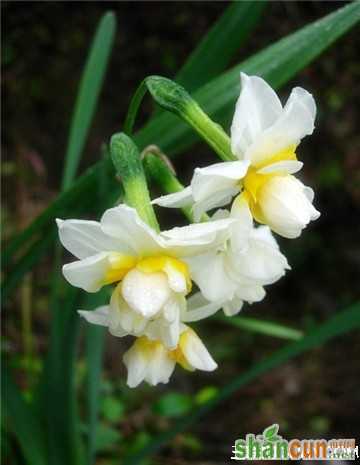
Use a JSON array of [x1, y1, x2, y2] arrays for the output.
[[109, 287, 147, 337], [192, 186, 240, 222], [145, 344, 176, 386], [228, 226, 289, 285], [123, 341, 149, 388], [152, 186, 193, 208], [163, 261, 187, 294], [187, 251, 236, 302], [121, 269, 171, 318], [56, 218, 126, 259], [100, 204, 163, 256], [211, 209, 230, 220], [229, 194, 253, 253], [247, 87, 316, 166], [257, 176, 320, 238], [231, 73, 283, 158], [235, 283, 266, 303], [161, 218, 234, 257], [182, 292, 223, 322], [62, 252, 111, 292], [191, 161, 249, 202], [180, 328, 217, 371], [78, 306, 110, 327], [258, 160, 303, 175], [223, 296, 244, 316]]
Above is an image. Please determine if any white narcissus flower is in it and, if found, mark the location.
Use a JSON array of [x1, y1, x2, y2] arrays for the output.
[[182, 196, 290, 318], [58, 204, 233, 349], [79, 314, 217, 388], [123, 324, 217, 387], [153, 73, 320, 238]]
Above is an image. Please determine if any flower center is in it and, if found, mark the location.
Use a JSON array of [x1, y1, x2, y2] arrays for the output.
[[168, 329, 194, 371], [241, 145, 298, 223], [103, 253, 192, 293]]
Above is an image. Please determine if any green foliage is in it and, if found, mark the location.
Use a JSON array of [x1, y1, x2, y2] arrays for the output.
[[2, 4, 360, 465], [124, 302, 360, 464], [4, 2, 360, 276], [216, 315, 304, 341], [101, 397, 125, 423], [62, 12, 116, 190], [175, 1, 267, 92], [153, 392, 193, 418], [2, 365, 47, 465]]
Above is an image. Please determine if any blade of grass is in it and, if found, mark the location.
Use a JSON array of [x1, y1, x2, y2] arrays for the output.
[[216, 314, 303, 341], [124, 301, 360, 465], [82, 290, 108, 465], [62, 12, 116, 190], [41, 12, 117, 465], [175, 1, 266, 92], [3, 2, 360, 278], [135, 1, 360, 155], [1, 364, 47, 465], [42, 286, 83, 465]]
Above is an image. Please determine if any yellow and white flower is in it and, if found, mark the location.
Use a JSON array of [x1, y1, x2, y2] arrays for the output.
[[182, 196, 290, 318], [123, 324, 217, 387], [153, 73, 320, 238], [57, 204, 233, 349]]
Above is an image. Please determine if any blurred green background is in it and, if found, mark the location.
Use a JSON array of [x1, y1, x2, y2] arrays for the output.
[[2, 1, 360, 464]]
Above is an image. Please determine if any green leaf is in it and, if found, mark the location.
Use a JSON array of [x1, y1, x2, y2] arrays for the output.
[[263, 424, 281, 442], [83, 291, 108, 465], [135, 1, 360, 156], [153, 393, 193, 418], [40, 13, 117, 465], [216, 315, 303, 341], [175, 1, 266, 92], [95, 424, 122, 452], [42, 285, 83, 465], [123, 301, 360, 464], [1, 364, 47, 465], [3, 2, 360, 286], [101, 397, 125, 423], [2, 229, 55, 302], [61, 12, 116, 190]]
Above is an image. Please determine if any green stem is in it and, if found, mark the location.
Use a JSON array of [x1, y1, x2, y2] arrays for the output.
[[110, 133, 160, 231], [143, 150, 194, 222], [145, 76, 234, 162]]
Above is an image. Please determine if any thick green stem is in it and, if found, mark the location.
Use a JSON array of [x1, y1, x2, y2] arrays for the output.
[[145, 76, 234, 162], [110, 133, 160, 231]]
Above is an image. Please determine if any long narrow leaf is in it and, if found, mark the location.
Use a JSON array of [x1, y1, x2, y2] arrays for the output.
[[216, 314, 303, 341], [41, 12, 117, 465], [2, 365, 47, 465], [62, 12, 116, 190], [175, 1, 266, 91], [124, 302, 360, 464], [3, 2, 360, 283], [135, 1, 360, 154]]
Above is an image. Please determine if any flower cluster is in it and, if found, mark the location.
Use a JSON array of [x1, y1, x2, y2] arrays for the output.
[[57, 74, 320, 387]]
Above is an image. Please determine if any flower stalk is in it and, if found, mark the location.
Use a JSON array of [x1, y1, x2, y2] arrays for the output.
[[143, 149, 194, 223], [145, 76, 235, 162], [110, 133, 160, 231]]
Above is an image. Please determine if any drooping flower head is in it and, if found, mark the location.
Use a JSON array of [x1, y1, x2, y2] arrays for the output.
[[154, 73, 320, 238]]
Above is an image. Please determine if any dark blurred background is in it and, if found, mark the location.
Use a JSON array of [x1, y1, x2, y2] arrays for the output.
[[2, 1, 360, 463]]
